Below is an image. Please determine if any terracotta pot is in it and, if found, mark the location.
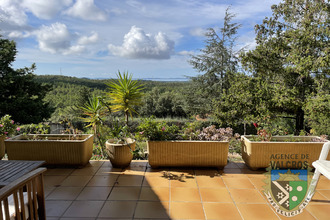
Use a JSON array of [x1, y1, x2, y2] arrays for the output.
[[106, 138, 135, 168]]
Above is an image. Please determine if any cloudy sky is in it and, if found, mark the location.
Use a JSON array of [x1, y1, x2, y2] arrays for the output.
[[0, 0, 281, 79]]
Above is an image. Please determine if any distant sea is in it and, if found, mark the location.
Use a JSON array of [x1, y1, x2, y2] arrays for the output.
[[141, 78, 189, 82]]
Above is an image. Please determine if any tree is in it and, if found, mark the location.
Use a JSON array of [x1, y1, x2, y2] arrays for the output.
[[240, 0, 329, 133], [188, 7, 241, 115], [0, 36, 53, 123], [105, 71, 144, 125]]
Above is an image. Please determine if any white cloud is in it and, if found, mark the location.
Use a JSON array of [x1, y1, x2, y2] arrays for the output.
[[35, 22, 86, 55], [108, 26, 175, 60], [64, 0, 107, 21], [77, 32, 99, 45], [190, 27, 206, 37], [0, 0, 27, 26], [22, 0, 72, 20], [178, 50, 195, 56]]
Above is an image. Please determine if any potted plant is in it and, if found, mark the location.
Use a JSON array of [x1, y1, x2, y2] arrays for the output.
[[241, 123, 329, 170], [5, 133, 94, 166], [0, 115, 20, 159], [105, 125, 136, 168], [137, 118, 236, 168]]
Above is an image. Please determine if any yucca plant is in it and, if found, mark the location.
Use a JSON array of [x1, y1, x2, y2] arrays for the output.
[[79, 95, 109, 157], [106, 71, 144, 126]]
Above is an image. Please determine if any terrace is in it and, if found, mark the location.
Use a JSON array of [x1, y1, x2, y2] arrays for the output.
[[43, 160, 330, 220]]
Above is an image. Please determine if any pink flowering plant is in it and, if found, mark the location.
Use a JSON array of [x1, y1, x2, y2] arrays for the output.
[[0, 114, 19, 137]]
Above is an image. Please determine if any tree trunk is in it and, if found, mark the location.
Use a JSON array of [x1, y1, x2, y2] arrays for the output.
[[125, 111, 129, 126], [295, 108, 305, 134]]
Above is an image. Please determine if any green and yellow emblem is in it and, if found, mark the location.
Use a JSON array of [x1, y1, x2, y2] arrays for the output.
[[263, 168, 313, 217]]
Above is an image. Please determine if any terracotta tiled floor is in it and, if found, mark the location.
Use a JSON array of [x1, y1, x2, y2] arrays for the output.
[[43, 160, 330, 220]]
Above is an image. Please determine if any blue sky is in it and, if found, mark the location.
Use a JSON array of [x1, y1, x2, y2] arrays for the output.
[[0, 0, 281, 79]]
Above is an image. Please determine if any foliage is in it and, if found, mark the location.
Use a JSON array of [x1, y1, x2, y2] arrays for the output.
[[106, 71, 145, 125], [187, 7, 241, 115], [17, 123, 50, 135], [0, 115, 19, 137], [240, 0, 330, 133], [0, 37, 54, 123], [139, 87, 187, 118], [79, 95, 109, 157], [304, 92, 330, 136], [136, 117, 180, 141], [198, 126, 235, 141]]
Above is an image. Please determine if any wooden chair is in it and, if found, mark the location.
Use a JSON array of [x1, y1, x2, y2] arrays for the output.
[[0, 168, 46, 220]]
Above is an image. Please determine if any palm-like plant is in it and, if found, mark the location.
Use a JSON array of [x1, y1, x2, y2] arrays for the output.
[[106, 71, 144, 125]]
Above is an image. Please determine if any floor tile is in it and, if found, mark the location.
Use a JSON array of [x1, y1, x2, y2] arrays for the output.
[[46, 187, 83, 200], [317, 189, 330, 200], [76, 186, 111, 200], [60, 175, 93, 187], [306, 204, 330, 220], [108, 186, 141, 200], [44, 176, 68, 187], [60, 218, 95, 220], [200, 188, 233, 202], [87, 160, 105, 167], [116, 174, 144, 186], [63, 201, 104, 218], [310, 191, 330, 205], [98, 201, 136, 218], [70, 167, 100, 176], [203, 203, 242, 220], [223, 177, 255, 189], [143, 176, 170, 187], [145, 168, 171, 177], [229, 188, 266, 203], [170, 202, 204, 219], [194, 169, 221, 177], [278, 209, 316, 220], [196, 176, 226, 188], [249, 176, 267, 190], [170, 176, 198, 188], [139, 187, 170, 201], [237, 203, 279, 220], [225, 162, 241, 169], [134, 201, 169, 218], [171, 187, 201, 202], [86, 174, 119, 187], [316, 179, 330, 189], [44, 168, 74, 176], [95, 167, 122, 175], [46, 200, 72, 217]]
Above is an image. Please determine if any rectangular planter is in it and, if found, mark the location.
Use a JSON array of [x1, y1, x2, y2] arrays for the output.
[[147, 141, 228, 168], [241, 135, 329, 170], [5, 134, 94, 166]]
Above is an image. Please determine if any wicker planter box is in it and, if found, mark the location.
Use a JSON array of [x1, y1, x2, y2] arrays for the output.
[[147, 141, 228, 168], [5, 134, 93, 166], [241, 135, 329, 170]]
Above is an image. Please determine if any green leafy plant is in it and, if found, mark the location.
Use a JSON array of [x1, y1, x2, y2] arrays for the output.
[[136, 117, 180, 141], [17, 123, 50, 135], [106, 71, 144, 126], [0, 115, 19, 137]]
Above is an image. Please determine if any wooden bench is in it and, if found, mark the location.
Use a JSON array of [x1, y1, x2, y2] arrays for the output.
[[0, 168, 46, 220]]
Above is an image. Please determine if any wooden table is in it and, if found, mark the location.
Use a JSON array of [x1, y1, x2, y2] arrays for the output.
[[0, 160, 45, 187]]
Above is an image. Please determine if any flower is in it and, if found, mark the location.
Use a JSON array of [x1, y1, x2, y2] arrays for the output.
[[139, 131, 144, 135], [16, 127, 21, 131], [0, 115, 17, 137], [161, 127, 166, 131], [253, 123, 258, 128]]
